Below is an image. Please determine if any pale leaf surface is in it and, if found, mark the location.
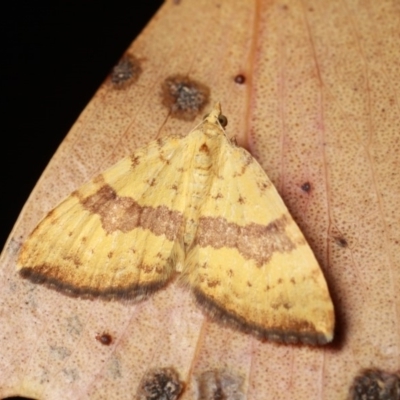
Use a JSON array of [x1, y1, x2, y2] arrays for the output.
[[1, 0, 399, 399]]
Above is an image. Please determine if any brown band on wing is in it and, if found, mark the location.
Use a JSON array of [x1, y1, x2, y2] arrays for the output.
[[19, 265, 174, 301], [78, 184, 183, 240], [195, 214, 296, 266], [194, 289, 330, 345]]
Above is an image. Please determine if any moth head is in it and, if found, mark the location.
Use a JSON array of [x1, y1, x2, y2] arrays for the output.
[[203, 102, 228, 128]]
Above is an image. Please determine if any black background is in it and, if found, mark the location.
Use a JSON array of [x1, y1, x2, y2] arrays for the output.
[[1, 0, 164, 252]]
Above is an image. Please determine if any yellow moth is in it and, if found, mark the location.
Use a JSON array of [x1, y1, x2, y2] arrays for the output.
[[18, 103, 334, 345]]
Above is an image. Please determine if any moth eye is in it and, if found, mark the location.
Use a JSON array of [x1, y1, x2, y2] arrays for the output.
[[218, 114, 228, 127]]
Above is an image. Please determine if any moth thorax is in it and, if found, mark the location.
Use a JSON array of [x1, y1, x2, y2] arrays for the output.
[[181, 143, 214, 251]]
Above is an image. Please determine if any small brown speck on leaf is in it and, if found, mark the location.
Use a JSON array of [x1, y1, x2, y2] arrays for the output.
[[111, 54, 142, 89], [234, 74, 246, 84], [161, 74, 210, 121], [335, 236, 348, 248], [136, 367, 184, 400], [348, 369, 400, 400], [197, 369, 245, 400], [96, 333, 112, 346], [301, 182, 311, 193]]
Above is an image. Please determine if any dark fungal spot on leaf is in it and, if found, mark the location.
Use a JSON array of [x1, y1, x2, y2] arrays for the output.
[[348, 369, 400, 400], [197, 369, 245, 400], [136, 367, 184, 400], [301, 182, 311, 193], [161, 74, 210, 121], [96, 332, 112, 345], [110, 54, 142, 89], [234, 74, 246, 84]]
